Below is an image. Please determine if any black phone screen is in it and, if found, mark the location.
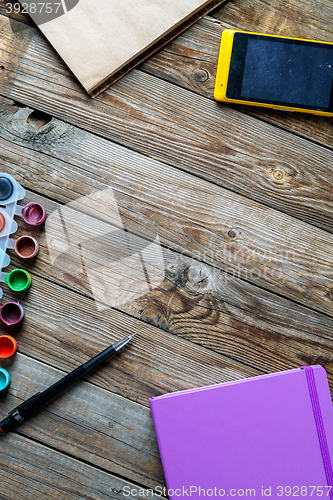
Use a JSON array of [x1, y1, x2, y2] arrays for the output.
[[226, 33, 333, 111]]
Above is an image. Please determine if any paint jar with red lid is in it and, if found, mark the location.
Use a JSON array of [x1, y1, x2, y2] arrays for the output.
[[0, 335, 17, 358]]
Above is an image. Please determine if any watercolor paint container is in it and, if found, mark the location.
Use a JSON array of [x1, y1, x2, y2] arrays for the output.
[[5, 269, 31, 292], [15, 235, 39, 259], [0, 335, 17, 358], [0, 302, 24, 326], [22, 202, 46, 226], [0, 173, 25, 207], [0, 212, 5, 233], [0, 173, 27, 300], [0, 368, 10, 391], [0, 208, 17, 238]]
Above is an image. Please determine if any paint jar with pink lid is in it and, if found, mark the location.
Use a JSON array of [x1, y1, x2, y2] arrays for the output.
[[0, 302, 24, 326], [22, 203, 46, 226]]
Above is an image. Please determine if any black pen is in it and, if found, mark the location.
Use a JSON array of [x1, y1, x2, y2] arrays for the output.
[[0, 333, 137, 433]]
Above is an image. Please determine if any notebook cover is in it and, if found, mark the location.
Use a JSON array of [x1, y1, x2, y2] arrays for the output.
[[150, 366, 333, 499], [23, 0, 226, 97]]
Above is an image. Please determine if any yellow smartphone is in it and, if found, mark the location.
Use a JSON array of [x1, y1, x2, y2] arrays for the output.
[[214, 30, 333, 116]]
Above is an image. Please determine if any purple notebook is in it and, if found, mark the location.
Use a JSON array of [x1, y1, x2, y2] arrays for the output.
[[150, 366, 333, 500]]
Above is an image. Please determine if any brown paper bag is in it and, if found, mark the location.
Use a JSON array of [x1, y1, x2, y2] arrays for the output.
[[22, 0, 225, 96]]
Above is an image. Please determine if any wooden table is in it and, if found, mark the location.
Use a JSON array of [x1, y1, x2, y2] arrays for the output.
[[1, 0, 333, 497]]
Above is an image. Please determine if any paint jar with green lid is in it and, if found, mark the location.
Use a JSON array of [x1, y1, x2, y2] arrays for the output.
[[5, 269, 31, 292]]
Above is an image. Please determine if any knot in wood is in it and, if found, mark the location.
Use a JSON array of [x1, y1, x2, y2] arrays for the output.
[[187, 263, 214, 292], [272, 168, 285, 182], [194, 69, 209, 82], [27, 110, 52, 128], [228, 229, 238, 239]]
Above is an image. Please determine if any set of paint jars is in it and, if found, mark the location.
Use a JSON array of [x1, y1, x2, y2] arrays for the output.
[[0, 174, 46, 390], [0, 174, 46, 323], [0, 335, 17, 390], [0, 173, 46, 293]]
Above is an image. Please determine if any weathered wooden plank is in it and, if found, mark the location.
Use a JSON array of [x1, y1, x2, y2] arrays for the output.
[[0, 0, 35, 27], [1, 16, 333, 235], [4, 208, 333, 389], [0, 353, 164, 488], [2, 2, 333, 156], [0, 179, 331, 399], [1, 98, 333, 320], [214, 0, 333, 41], [1, 171, 333, 391], [12, 247, 333, 384], [139, 15, 220, 98], [2, 265, 257, 407], [139, 14, 333, 152], [2, 1, 333, 496], [0, 433, 145, 500], [1, 311, 332, 496]]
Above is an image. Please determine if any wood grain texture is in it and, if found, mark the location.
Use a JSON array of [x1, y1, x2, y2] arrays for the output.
[[0, 353, 164, 488], [214, 0, 333, 41], [1, 267, 257, 408], [142, 0, 333, 152], [0, 433, 144, 500], [1, 16, 333, 236], [0, 0, 35, 27], [139, 14, 333, 152], [3, 211, 333, 391], [2, 1, 333, 155], [0, 155, 332, 393], [1, 2, 333, 496], [3, 223, 333, 388], [1, 98, 333, 320]]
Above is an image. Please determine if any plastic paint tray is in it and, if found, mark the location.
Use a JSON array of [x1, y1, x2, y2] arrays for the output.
[[0, 173, 26, 297]]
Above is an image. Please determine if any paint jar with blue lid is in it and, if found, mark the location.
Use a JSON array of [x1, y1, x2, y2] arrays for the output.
[[0, 368, 10, 391], [0, 176, 14, 202]]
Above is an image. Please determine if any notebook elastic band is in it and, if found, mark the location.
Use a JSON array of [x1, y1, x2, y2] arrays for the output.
[[304, 366, 333, 498]]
